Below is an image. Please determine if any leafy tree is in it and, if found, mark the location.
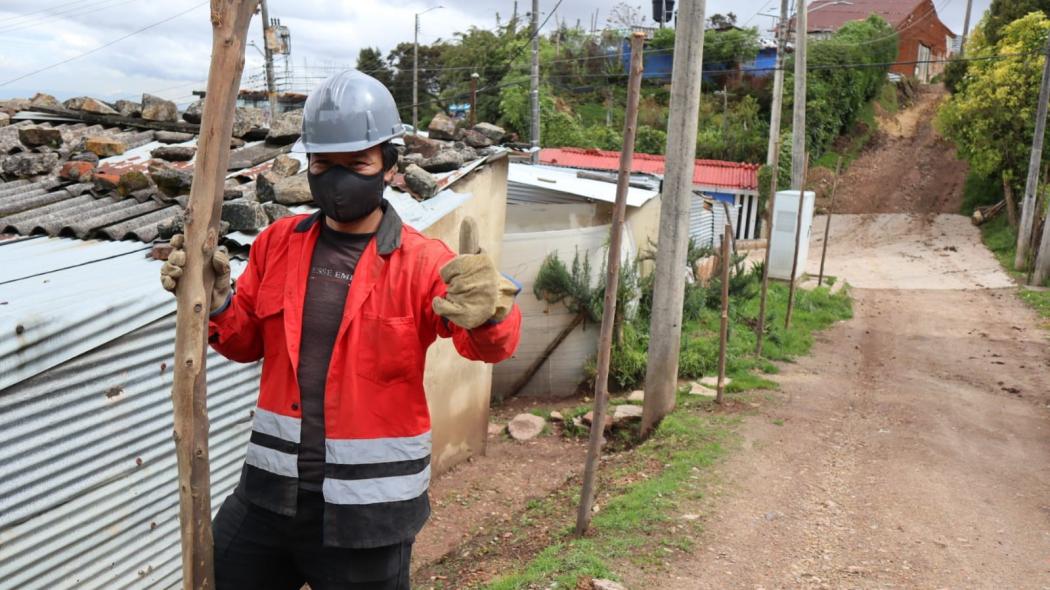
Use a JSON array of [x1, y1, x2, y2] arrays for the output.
[[984, 0, 1050, 45], [783, 15, 898, 161], [439, 25, 527, 124], [355, 47, 392, 88], [938, 13, 1050, 217], [704, 27, 761, 66], [708, 12, 738, 30], [606, 2, 647, 30], [651, 27, 677, 51], [635, 125, 667, 154], [386, 41, 447, 123]]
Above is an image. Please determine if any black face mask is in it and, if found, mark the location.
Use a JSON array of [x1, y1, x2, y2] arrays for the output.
[[307, 166, 386, 223]]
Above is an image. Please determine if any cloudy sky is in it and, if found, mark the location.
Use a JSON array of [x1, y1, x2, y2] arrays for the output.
[[0, 0, 992, 104]]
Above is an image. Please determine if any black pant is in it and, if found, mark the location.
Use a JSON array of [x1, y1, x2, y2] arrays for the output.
[[213, 489, 412, 589]]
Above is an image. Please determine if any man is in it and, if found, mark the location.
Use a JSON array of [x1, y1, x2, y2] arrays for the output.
[[160, 69, 521, 589]]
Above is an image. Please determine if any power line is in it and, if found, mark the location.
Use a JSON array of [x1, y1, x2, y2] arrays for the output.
[[0, 1, 209, 88], [0, 0, 142, 34]]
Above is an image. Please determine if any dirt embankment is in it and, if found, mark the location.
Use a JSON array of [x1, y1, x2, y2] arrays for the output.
[[812, 85, 969, 215]]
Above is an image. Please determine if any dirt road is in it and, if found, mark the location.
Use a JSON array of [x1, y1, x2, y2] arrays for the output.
[[645, 89, 1050, 589]]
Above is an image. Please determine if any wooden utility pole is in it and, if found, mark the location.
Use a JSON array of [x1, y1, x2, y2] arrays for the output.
[[1016, 30, 1050, 271], [170, 1, 258, 588], [576, 32, 646, 537], [790, 0, 807, 189], [530, 0, 541, 164], [641, 0, 707, 436], [715, 226, 731, 404], [259, 0, 278, 121], [765, 0, 789, 173], [784, 160, 809, 330], [818, 157, 843, 287], [959, 0, 974, 56], [755, 138, 781, 356]]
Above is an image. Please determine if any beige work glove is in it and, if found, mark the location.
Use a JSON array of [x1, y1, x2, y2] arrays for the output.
[[159, 233, 232, 313], [432, 253, 519, 330]]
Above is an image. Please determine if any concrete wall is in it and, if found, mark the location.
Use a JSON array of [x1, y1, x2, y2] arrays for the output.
[[420, 155, 509, 475]]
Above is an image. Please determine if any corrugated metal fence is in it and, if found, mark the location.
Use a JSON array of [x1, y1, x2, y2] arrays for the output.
[[0, 237, 257, 589]]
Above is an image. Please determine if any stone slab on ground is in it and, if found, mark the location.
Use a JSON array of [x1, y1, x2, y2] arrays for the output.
[[507, 413, 546, 441]]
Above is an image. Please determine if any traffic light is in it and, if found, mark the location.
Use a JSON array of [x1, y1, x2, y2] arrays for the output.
[[651, 0, 675, 24]]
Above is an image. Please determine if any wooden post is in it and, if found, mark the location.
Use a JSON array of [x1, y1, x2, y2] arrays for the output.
[[1016, 30, 1050, 271], [784, 158, 809, 330], [715, 226, 731, 404], [817, 157, 843, 287], [764, 0, 789, 176], [755, 138, 781, 356], [169, 2, 258, 588], [642, 0, 707, 437], [575, 31, 646, 537]]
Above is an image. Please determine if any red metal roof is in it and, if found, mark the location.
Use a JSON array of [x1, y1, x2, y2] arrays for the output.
[[806, 0, 921, 32], [538, 147, 760, 191]]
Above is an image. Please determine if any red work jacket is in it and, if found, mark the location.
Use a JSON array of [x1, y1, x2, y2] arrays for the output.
[[208, 204, 521, 548]]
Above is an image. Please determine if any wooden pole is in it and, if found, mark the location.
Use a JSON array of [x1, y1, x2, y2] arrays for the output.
[[641, 0, 707, 437], [504, 313, 584, 400], [1017, 30, 1050, 272], [575, 32, 646, 537], [755, 138, 781, 356], [170, 2, 258, 588], [715, 226, 731, 404], [817, 157, 843, 287], [784, 158, 809, 330]]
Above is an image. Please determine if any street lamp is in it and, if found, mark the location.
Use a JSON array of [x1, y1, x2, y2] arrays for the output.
[[414, 5, 443, 135]]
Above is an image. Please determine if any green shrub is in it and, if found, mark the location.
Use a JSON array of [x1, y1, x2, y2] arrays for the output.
[[634, 125, 667, 155]]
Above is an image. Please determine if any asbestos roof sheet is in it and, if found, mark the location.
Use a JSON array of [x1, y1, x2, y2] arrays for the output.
[[538, 147, 760, 191], [507, 163, 659, 208], [0, 111, 500, 249]]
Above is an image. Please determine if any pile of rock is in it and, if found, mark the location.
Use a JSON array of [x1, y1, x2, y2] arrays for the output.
[[397, 116, 507, 200]]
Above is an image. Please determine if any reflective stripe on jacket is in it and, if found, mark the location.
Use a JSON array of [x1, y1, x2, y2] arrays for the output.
[[208, 203, 522, 548]]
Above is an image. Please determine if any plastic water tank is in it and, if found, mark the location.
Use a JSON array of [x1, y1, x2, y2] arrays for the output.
[[767, 190, 815, 281]]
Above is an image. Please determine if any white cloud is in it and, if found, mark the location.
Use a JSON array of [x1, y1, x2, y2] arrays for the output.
[[0, 0, 993, 103]]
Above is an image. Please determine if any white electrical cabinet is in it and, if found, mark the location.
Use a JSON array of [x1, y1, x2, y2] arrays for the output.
[[767, 190, 815, 281]]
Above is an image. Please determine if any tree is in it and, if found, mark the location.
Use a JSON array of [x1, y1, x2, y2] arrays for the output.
[[607, 3, 646, 30], [386, 41, 447, 122], [938, 13, 1050, 227], [356, 47, 392, 88], [439, 25, 526, 124], [984, 0, 1050, 45], [708, 12, 738, 30]]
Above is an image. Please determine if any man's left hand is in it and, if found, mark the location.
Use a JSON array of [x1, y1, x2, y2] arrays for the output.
[[433, 253, 519, 330]]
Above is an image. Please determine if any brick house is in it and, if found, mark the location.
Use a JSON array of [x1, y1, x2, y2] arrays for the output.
[[806, 0, 956, 82]]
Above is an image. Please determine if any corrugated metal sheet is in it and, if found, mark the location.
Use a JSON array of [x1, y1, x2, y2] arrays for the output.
[[0, 238, 254, 589], [507, 163, 658, 207], [538, 147, 760, 190], [689, 194, 715, 249], [0, 314, 258, 590]]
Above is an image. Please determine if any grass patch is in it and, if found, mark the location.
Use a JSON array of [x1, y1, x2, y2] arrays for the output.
[[1020, 289, 1050, 323], [981, 215, 1022, 280], [482, 410, 737, 590], [876, 81, 899, 114], [814, 99, 879, 170], [469, 282, 852, 589]]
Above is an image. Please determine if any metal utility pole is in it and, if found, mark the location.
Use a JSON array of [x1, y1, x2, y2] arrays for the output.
[[575, 32, 646, 537], [171, 1, 259, 588], [259, 0, 278, 121], [1016, 30, 1050, 271], [959, 0, 974, 56], [469, 72, 479, 127], [530, 0, 541, 163], [642, 0, 707, 437], [413, 6, 442, 135], [765, 0, 789, 172], [790, 0, 807, 189]]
